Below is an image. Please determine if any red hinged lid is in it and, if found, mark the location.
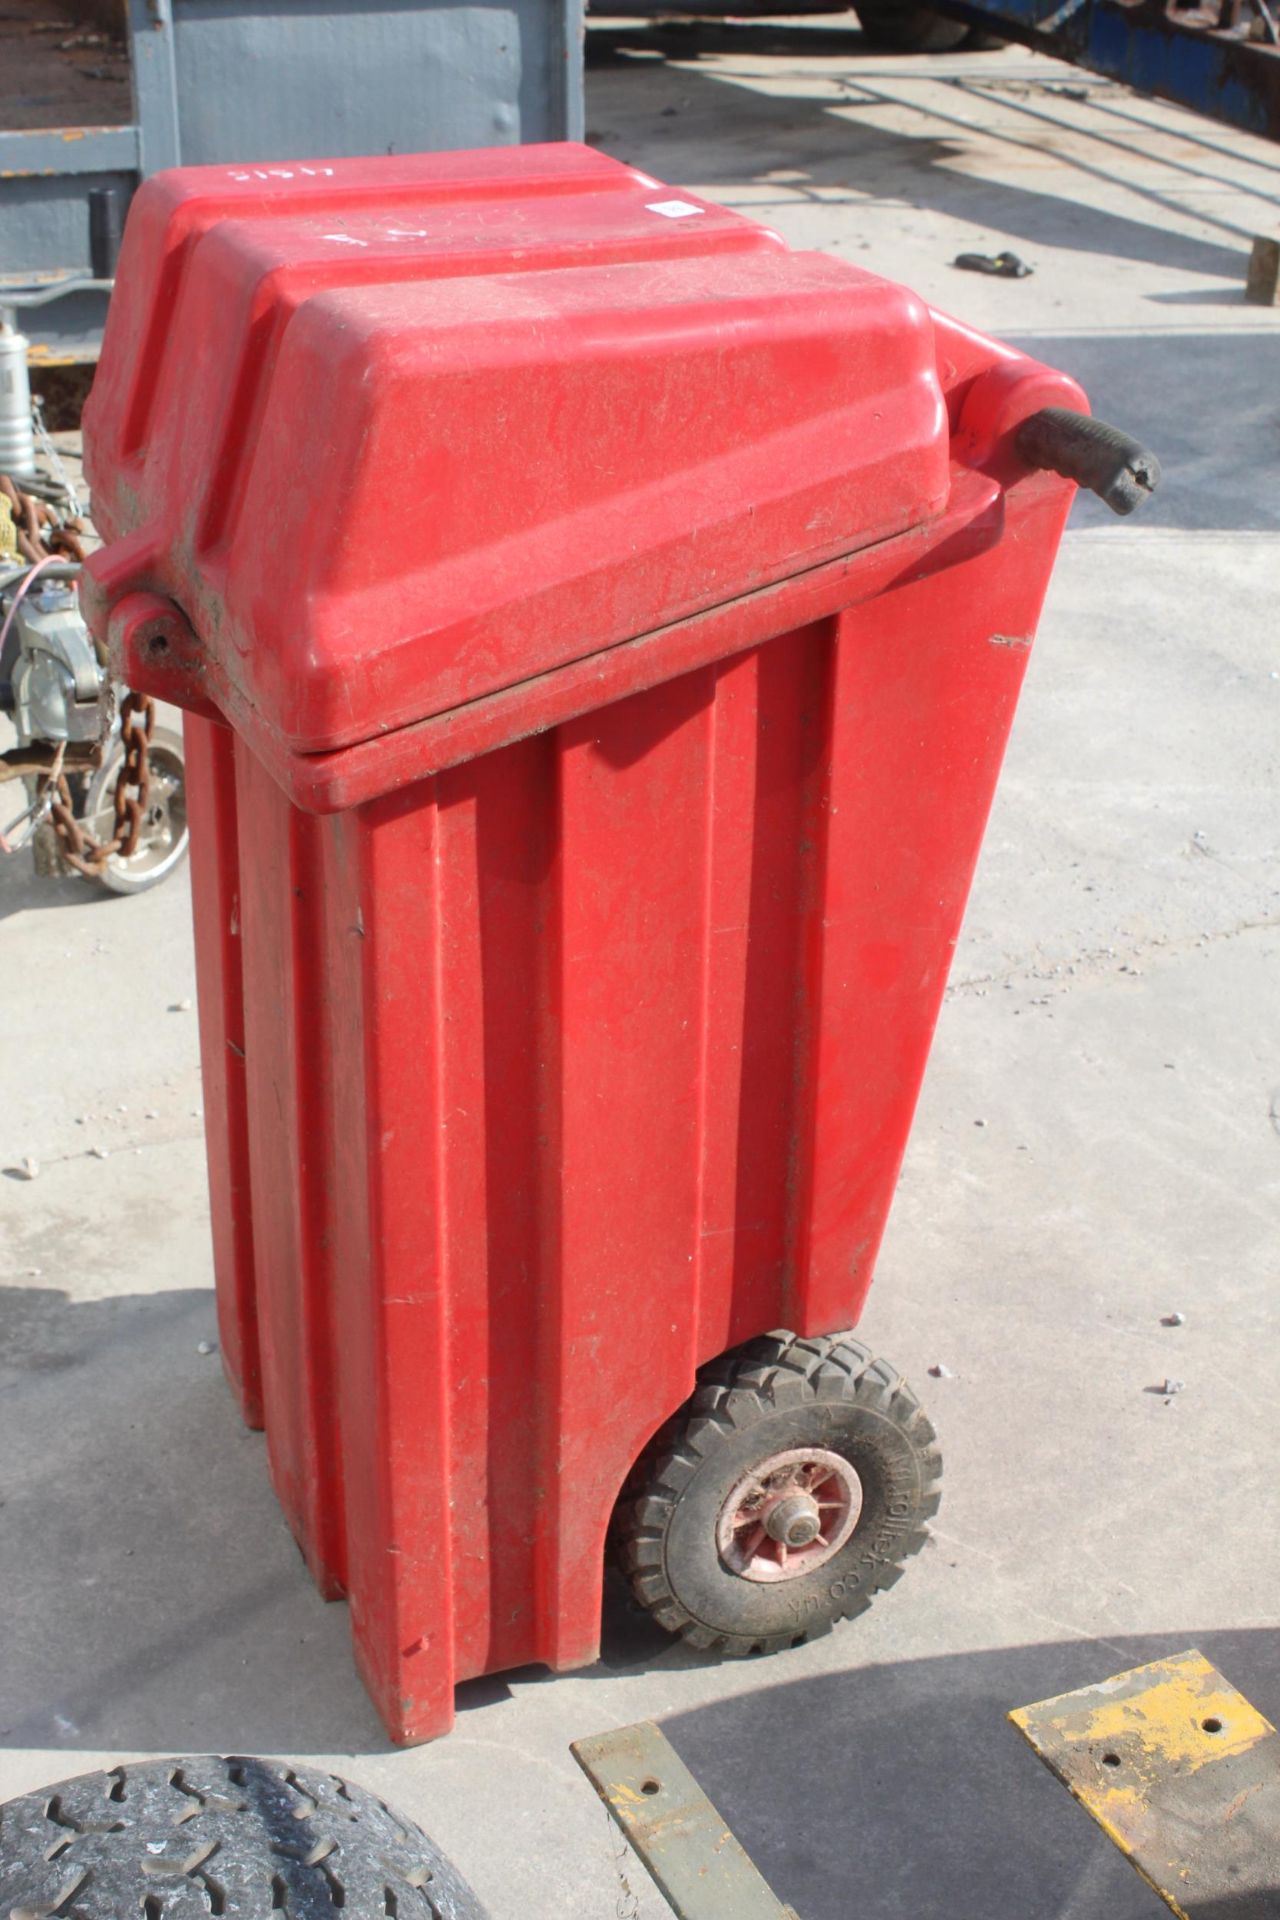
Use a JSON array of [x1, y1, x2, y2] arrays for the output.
[[84, 143, 953, 757]]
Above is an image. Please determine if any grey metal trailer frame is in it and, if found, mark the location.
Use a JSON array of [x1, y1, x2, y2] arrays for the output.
[[1, 0, 585, 361]]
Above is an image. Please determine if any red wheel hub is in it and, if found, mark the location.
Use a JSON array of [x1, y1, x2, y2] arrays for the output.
[[715, 1446, 863, 1584]]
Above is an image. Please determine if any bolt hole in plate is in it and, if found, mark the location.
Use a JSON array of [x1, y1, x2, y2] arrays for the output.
[[1202, 1717, 1224, 1733], [716, 1446, 862, 1584], [1102, 1753, 1122, 1768], [640, 1779, 662, 1797]]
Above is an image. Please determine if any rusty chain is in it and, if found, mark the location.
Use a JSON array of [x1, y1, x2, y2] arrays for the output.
[[2, 470, 153, 877], [43, 689, 157, 877], [0, 471, 87, 566]]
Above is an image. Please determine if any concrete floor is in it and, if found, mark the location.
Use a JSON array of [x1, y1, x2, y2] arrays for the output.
[[2, 22, 1279, 1918]]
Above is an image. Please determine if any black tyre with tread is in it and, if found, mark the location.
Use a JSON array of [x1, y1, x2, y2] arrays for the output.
[[616, 1331, 941, 1656], [0, 1756, 488, 1920]]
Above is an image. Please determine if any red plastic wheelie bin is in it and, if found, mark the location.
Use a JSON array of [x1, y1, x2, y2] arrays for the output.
[[81, 143, 1156, 1745]]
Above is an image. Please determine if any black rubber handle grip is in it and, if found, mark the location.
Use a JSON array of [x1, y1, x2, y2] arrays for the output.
[[1015, 407, 1161, 516]]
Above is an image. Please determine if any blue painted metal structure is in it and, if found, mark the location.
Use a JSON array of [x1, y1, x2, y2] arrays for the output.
[[927, 0, 1280, 144], [1, 0, 585, 361]]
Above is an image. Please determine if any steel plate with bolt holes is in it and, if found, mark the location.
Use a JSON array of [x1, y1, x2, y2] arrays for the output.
[[1011, 1650, 1280, 1918], [572, 1722, 797, 1920]]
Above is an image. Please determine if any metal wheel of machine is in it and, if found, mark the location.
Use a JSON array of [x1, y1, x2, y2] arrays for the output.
[[83, 722, 189, 895], [0, 1756, 490, 1920], [615, 1331, 941, 1655]]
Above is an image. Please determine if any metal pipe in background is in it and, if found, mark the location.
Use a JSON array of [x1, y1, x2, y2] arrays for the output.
[[0, 322, 36, 478]]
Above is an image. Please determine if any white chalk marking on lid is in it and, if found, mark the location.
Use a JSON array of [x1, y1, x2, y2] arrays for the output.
[[645, 199, 704, 218], [323, 233, 369, 246], [228, 163, 335, 181]]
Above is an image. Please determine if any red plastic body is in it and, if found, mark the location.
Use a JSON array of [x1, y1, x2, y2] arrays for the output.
[[83, 143, 1083, 1745]]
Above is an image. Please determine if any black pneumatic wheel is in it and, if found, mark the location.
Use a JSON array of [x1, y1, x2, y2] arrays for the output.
[[0, 1756, 489, 1920], [616, 1332, 941, 1656]]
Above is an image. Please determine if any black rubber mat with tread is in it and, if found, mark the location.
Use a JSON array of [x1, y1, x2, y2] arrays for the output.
[[0, 1755, 489, 1920]]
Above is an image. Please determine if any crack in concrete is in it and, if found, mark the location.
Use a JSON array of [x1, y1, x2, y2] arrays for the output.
[[950, 911, 1280, 995]]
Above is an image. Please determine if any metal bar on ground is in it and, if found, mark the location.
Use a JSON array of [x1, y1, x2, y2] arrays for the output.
[[924, 0, 1280, 142], [572, 1721, 798, 1920], [1011, 1649, 1280, 1918]]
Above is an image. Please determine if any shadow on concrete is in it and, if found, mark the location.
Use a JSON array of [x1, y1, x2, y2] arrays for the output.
[[447, 1567, 736, 1717], [1004, 329, 1280, 532], [0, 1284, 386, 1756], [587, 18, 1258, 279], [1146, 285, 1253, 305], [659, 1627, 1280, 1919], [0, 851, 96, 922], [0, 1280, 710, 1756]]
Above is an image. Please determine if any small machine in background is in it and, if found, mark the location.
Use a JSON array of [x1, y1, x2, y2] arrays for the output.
[[0, 408, 188, 895]]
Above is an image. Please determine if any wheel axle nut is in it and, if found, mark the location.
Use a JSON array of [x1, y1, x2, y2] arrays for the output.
[[715, 1443, 864, 1584], [764, 1493, 821, 1548]]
